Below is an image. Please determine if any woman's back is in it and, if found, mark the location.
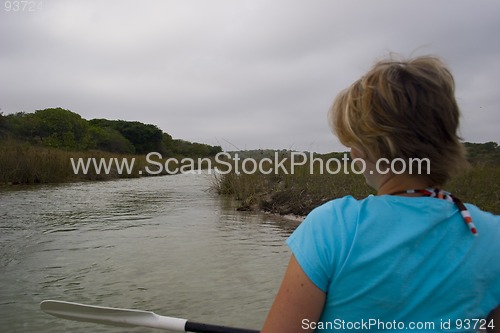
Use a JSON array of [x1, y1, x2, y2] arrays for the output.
[[288, 195, 500, 331], [261, 55, 499, 333]]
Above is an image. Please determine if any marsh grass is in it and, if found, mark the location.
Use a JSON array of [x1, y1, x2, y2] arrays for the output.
[[448, 163, 500, 214], [0, 140, 212, 185], [0, 141, 71, 184], [213, 156, 500, 216], [0, 141, 140, 184], [212, 157, 374, 216], [2, 139, 498, 216]]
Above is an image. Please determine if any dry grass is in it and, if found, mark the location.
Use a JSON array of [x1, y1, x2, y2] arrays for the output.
[[2, 140, 498, 216], [213, 155, 500, 216], [448, 163, 500, 214], [212, 156, 374, 216], [0, 140, 216, 185], [0, 141, 143, 184]]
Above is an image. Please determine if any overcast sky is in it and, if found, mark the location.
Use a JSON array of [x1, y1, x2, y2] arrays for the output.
[[1, 0, 499, 153]]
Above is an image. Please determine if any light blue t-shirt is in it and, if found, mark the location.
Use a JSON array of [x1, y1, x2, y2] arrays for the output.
[[287, 195, 500, 332]]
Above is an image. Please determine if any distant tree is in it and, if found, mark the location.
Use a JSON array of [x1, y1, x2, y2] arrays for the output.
[[1, 109, 89, 149], [170, 139, 192, 156], [209, 145, 223, 156], [190, 143, 211, 157], [88, 126, 135, 154], [89, 119, 163, 154], [161, 132, 175, 155], [0, 112, 6, 138], [28, 108, 90, 149], [3, 112, 34, 140], [2, 108, 224, 158], [168, 139, 222, 158], [464, 141, 500, 164]]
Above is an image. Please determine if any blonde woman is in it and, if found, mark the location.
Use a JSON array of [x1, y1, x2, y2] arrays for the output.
[[262, 56, 500, 332]]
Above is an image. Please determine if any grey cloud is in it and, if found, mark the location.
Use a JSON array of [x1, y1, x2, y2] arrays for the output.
[[1, 0, 499, 152]]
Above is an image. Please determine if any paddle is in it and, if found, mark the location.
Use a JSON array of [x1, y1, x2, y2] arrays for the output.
[[40, 300, 260, 333]]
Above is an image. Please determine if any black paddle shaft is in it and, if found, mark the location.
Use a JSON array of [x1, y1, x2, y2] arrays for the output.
[[186, 321, 259, 333]]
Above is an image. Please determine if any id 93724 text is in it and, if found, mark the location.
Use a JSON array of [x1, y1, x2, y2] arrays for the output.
[[4, 0, 43, 12]]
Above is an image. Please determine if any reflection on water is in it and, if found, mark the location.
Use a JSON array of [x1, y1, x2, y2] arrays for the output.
[[0, 173, 299, 333]]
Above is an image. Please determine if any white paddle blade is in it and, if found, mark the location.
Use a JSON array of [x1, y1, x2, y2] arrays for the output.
[[40, 300, 188, 331]]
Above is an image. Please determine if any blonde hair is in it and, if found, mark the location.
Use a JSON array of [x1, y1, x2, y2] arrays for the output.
[[329, 55, 468, 185]]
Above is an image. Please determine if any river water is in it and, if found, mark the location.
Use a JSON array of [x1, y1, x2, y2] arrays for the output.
[[0, 173, 299, 332]]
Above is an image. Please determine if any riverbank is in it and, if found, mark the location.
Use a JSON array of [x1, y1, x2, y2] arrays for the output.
[[0, 141, 137, 184], [3, 139, 499, 216], [0, 140, 212, 185], [212, 157, 374, 216], [213, 161, 500, 216]]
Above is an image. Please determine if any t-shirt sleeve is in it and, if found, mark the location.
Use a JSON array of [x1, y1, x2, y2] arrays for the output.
[[286, 198, 356, 292]]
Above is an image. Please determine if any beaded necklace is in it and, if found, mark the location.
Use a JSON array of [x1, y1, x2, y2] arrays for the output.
[[389, 188, 478, 236]]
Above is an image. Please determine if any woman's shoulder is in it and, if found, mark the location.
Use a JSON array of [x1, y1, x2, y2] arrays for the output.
[[307, 195, 362, 218], [465, 203, 500, 218], [308, 194, 391, 216], [301, 195, 366, 234], [464, 203, 500, 231]]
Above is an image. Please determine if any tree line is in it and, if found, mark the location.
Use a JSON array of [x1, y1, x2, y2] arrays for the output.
[[463, 141, 500, 164], [0, 108, 222, 157], [0, 108, 498, 162]]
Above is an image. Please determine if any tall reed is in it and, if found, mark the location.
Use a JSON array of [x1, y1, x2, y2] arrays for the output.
[[448, 163, 500, 214], [212, 154, 500, 216], [212, 154, 373, 216], [0, 140, 218, 185], [0, 140, 145, 184]]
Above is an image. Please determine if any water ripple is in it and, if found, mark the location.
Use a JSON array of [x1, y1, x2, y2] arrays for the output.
[[0, 173, 296, 332]]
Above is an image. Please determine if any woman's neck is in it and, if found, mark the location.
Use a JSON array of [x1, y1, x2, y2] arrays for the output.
[[376, 174, 433, 196]]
